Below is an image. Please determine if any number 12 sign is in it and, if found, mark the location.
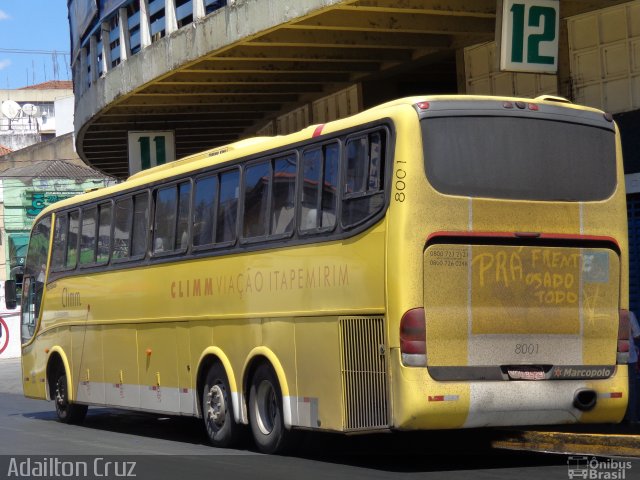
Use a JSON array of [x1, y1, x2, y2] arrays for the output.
[[499, 0, 560, 74]]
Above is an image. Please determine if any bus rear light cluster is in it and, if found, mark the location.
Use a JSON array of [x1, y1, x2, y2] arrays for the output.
[[400, 308, 426, 367], [416, 102, 430, 110], [618, 309, 630, 364]]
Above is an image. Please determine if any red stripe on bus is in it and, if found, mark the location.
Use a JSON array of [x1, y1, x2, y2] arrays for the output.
[[428, 395, 444, 402], [312, 125, 325, 137], [610, 392, 623, 398], [426, 231, 619, 248]]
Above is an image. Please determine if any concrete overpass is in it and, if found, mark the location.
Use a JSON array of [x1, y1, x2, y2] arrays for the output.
[[71, 0, 630, 178]]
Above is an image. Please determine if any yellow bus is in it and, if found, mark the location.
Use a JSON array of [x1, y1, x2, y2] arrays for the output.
[[8, 95, 630, 454]]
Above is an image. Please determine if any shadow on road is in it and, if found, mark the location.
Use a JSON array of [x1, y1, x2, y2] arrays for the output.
[[22, 405, 568, 473]]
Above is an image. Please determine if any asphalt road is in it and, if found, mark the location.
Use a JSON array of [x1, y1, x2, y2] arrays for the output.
[[0, 358, 637, 480]]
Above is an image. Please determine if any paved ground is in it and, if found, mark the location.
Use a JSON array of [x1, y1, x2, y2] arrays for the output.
[[0, 357, 22, 395], [0, 358, 637, 480]]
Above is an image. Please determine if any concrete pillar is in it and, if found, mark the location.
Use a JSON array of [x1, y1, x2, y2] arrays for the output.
[[89, 35, 98, 85], [79, 46, 88, 93], [193, 0, 205, 21], [118, 7, 131, 62], [139, 0, 152, 48], [165, 0, 178, 34], [100, 21, 111, 74]]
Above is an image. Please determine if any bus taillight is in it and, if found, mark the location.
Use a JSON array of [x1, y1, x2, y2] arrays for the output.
[[618, 309, 630, 364], [400, 308, 426, 367]]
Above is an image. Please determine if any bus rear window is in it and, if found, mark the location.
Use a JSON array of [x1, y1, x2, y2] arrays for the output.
[[421, 116, 616, 201]]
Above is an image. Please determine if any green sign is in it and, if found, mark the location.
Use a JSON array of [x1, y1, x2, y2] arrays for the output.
[[128, 131, 175, 176], [499, 0, 560, 74]]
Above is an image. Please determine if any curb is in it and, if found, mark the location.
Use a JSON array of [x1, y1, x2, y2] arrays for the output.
[[492, 430, 640, 457]]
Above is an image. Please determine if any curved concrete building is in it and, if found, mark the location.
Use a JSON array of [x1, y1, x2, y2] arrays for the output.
[[70, 0, 633, 178]]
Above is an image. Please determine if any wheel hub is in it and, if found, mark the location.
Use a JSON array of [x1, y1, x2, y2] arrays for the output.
[[207, 384, 226, 428], [55, 380, 66, 407]]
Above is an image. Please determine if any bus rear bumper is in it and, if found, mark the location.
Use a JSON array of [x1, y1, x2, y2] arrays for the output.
[[390, 348, 628, 430]]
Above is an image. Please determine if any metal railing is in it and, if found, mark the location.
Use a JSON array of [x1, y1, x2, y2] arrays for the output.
[[72, 0, 228, 95]]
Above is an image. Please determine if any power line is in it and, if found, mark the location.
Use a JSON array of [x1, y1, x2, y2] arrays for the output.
[[0, 48, 70, 58]]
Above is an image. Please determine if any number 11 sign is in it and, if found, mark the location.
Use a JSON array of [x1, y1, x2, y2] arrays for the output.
[[499, 0, 560, 74]]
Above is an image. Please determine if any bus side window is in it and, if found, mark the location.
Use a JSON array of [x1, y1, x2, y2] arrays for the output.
[[322, 143, 339, 229], [342, 131, 386, 228], [79, 206, 97, 266], [66, 210, 80, 269], [243, 161, 270, 239], [154, 186, 178, 254], [96, 202, 112, 264], [300, 148, 321, 231], [300, 143, 338, 233], [113, 197, 133, 260], [51, 213, 69, 271], [175, 181, 191, 250], [193, 175, 218, 248], [131, 193, 149, 257], [271, 154, 297, 236], [217, 169, 239, 244]]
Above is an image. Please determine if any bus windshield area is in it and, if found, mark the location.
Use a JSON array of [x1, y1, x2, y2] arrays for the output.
[[21, 216, 51, 344], [421, 116, 616, 202]]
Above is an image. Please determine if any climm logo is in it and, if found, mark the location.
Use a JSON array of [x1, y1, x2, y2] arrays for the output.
[[61, 288, 81, 308], [171, 265, 350, 300]]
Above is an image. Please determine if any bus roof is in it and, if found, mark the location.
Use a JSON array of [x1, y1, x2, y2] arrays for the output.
[[36, 94, 608, 220]]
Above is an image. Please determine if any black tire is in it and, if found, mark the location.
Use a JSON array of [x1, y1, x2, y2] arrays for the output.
[[54, 372, 87, 424], [202, 363, 243, 448], [248, 363, 295, 454]]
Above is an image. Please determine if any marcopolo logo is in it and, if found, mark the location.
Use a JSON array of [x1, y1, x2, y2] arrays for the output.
[[553, 366, 613, 380], [567, 456, 632, 479]]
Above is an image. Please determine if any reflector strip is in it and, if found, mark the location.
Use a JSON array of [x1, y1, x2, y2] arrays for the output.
[[313, 124, 325, 137], [598, 392, 623, 399], [428, 395, 459, 402]]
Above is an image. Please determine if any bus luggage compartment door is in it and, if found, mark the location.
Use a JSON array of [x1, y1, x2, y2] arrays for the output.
[[423, 244, 619, 374]]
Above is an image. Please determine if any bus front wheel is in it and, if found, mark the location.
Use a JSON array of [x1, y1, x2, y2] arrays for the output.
[[202, 363, 243, 448], [248, 363, 295, 454], [53, 373, 87, 424]]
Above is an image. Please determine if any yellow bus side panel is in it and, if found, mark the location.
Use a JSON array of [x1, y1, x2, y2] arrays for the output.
[[31, 226, 385, 431], [294, 317, 343, 431]]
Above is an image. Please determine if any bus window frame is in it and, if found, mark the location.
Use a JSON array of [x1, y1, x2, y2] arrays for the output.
[[268, 152, 298, 241], [191, 173, 220, 252], [111, 191, 151, 265], [298, 140, 341, 237], [341, 127, 389, 229], [51, 209, 82, 273], [151, 179, 193, 258], [190, 166, 241, 253], [240, 150, 299, 245], [51, 211, 71, 273], [65, 209, 81, 270], [130, 190, 151, 260], [78, 205, 98, 268], [43, 119, 395, 283], [78, 200, 115, 269], [95, 201, 114, 266]]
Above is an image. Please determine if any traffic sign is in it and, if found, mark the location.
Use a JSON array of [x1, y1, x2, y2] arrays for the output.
[[498, 0, 560, 74]]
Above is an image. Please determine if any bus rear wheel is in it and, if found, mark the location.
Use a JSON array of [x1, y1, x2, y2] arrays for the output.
[[54, 373, 87, 424], [202, 363, 242, 448], [248, 363, 295, 454]]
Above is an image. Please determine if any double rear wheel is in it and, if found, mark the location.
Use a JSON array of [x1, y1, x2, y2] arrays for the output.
[[248, 363, 296, 454], [202, 363, 243, 448]]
